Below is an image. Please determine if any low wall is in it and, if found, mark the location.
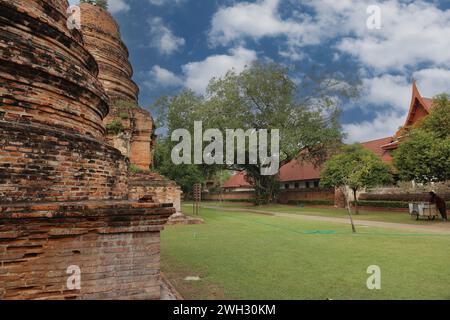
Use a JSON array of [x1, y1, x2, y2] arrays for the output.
[[202, 191, 254, 201], [278, 188, 335, 204]]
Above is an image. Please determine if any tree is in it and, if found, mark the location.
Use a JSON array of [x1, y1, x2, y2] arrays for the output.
[[155, 61, 355, 205], [153, 138, 206, 196], [394, 94, 450, 183], [320, 144, 392, 221]]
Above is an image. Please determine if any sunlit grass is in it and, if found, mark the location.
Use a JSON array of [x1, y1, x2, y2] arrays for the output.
[[161, 206, 450, 300]]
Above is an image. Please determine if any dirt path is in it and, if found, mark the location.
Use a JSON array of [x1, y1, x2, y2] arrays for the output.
[[203, 206, 450, 234]]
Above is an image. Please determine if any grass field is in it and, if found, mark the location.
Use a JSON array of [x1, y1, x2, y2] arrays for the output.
[[161, 205, 450, 300], [199, 201, 444, 225]]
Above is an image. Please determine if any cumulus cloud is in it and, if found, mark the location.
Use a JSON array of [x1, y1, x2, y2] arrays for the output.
[[360, 75, 411, 112], [144, 65, 184, 89], [144, 47, 257, 94], [413, 68, 450, 96], [343, 112, 405, 143], [149, 17, 185, 55], [209, 0, 301, 46], [208, 0, 450, 72], [334, 1, 450, 72], [108, 0, 131, 13], [182, 47, 257, 94]]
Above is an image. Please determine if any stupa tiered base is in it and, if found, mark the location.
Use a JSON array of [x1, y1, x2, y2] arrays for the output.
[[0, 200, 174, 300]]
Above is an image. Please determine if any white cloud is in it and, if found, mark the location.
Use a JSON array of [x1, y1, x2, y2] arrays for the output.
[[143, 47, 257, 94], [413, 68, 450, 97], [148, 0, 185, 6], [144, 65, 184, 88], [108, 0, 130, 13], [343, 112, 405, 143], [335, 1, 450, 72], [149, 17, 185, 55], [209, 0, 300, 45], [182, 47, 257, 94], [361, 75, 411, 112], [208, 0, 450, 71]]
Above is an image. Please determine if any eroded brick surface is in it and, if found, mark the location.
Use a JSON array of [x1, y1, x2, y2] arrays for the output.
[[80, 3, 155, 170], [129, 172, 182, 213], [0, 0, 175, 300], [0, 201, 174, 300]]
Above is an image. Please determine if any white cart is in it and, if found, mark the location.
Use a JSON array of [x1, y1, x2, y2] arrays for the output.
[[409, 202, 439, 221]]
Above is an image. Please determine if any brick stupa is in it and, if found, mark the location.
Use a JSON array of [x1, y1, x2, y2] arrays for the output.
[[79, 3, 192, 221], [0, 0, 174, 299]]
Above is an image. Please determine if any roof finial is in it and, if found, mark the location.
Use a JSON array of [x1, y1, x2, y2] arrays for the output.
[[411, 77, 420, 96]]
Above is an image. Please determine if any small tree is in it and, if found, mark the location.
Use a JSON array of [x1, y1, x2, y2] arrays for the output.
[[320, 144, 392, 231], [394, 94, 450, 184]]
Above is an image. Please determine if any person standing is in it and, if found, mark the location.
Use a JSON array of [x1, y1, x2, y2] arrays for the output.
[[428, 191, 447, 221]]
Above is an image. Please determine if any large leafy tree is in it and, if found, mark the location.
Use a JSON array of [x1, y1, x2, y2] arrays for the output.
[[320, 144, 393, 216], [154, 61, 356, 204], [394, 94, 450, 183]]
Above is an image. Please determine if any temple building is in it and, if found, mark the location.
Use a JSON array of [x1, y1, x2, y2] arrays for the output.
[[377, 80, 436, 154]]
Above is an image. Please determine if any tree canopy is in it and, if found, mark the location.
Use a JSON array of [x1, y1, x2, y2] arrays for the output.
[[320, 144, 393, 213], [394, 94, 450, 184], [153, 61, 357, 204]]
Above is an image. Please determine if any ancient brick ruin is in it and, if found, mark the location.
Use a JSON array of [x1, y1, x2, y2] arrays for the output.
[[79, 3, 155, 170], [0, 0, 175, 299], [79, 3, 183, 215]]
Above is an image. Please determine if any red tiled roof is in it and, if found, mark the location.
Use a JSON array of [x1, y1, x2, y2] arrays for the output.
[[222, 171, 251, 188], [361, 137, 394, 163], [422, 98, 434, 112], [279, 159, 321, 182]]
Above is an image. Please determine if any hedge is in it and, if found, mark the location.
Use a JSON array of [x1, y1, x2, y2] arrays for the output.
[[359, 193, 450, 202], [351, 200, 450, 208]]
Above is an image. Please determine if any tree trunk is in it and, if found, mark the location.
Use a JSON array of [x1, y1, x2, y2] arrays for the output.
[[343, 186, 357, 233], [353, 188, 359, 214]]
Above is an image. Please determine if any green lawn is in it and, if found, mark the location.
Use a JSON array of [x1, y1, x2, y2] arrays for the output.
[[200, 201, 442, 225], [161, 205, 450, 300]]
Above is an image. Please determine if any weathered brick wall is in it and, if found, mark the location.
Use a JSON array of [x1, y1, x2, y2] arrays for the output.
[[203, 191, 255, 201], [129, 173, 182, 213], [0, 0, 109, 139], [80, 3, 138, 103], [0, 121, 129, 203], [0, 201, 174, 300], [80, 3, 154, 170], [129, 108, 154, 170], [278, 189, 335, 204], [0, 0, 175, 300]]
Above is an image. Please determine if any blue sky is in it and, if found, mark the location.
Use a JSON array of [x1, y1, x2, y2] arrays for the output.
[[70, 0, 450, 142]]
